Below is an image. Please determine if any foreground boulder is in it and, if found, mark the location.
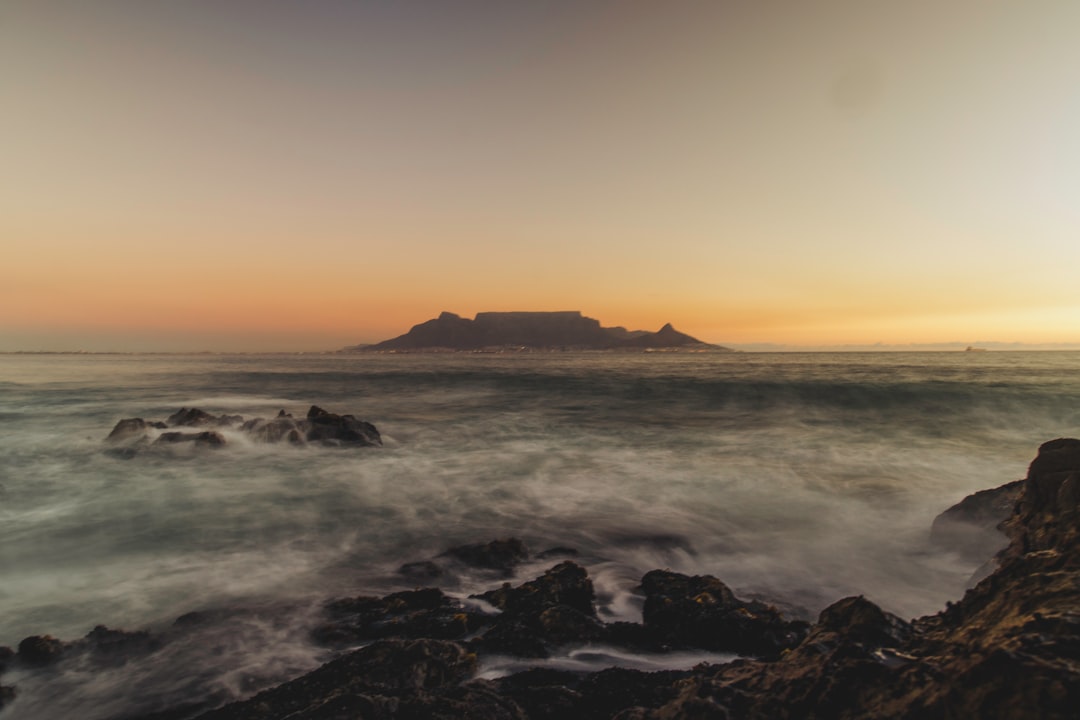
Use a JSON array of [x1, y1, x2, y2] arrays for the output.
[[104, 405, 381, 456], [640, 570, 809, 658]]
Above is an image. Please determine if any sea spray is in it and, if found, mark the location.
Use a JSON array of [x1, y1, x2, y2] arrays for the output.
[[2, 351, 1079, 717]]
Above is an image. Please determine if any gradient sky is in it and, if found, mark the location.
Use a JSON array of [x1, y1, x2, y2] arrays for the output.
[[3, 1, 1079, 351]]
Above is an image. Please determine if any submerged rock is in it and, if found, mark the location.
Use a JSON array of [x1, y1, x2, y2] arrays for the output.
[[439, 537, 531, 575], [397, 537, 533, 583], [398, 560, 445, 583]]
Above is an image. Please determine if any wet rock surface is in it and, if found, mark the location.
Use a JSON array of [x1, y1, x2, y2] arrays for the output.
[[930, 478, 1024, 562], [104, 405, 381, 456], [640, 569, 810, 658], [5, 441, 1080, 719]]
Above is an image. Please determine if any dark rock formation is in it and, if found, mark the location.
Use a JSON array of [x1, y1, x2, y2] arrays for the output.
[[104, 405, 381, 457], [166, 408, 241, 428], [640, 570, 810, 657], [930, 478, 1023, 562], [15, 635, 65, 667], [439, 538, 531, 575], [398, 560, 445, 583], [398, 537, 536, 581], [302, 405, 382, 446], [311, 588, 489, 647], [470, 561, 604, 658], [154, 431, 227, 448], [192, 639, 487, 720], [619, 438, 1080, 719], [13, 626, 162, 672], [350, 311, 726, 352], [0, 646, 12, 675]]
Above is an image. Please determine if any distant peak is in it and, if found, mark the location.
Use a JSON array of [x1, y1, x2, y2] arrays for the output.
[[438, 312, 462, 321], [658, 323, 675, 333]]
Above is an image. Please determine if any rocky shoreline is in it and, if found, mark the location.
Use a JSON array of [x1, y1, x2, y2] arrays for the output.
[[3, 439, 1080, 718]]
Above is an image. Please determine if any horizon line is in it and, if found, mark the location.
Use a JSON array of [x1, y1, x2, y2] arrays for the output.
[[5, 342, 1080, 356]]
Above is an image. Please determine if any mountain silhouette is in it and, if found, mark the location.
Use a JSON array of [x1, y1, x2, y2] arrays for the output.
[[346, 312, 727, 352]]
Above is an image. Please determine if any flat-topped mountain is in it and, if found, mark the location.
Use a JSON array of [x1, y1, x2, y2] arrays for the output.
[[346, 311, 728, 352]]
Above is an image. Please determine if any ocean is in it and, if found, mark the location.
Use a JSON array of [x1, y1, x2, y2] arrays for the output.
[[2, 351, 1078, 718]]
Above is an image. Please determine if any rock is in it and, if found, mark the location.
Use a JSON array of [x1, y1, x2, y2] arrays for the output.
[[398, 560, 444, 583], [535, 546, 580, 561], [640, 570, 808, 657], [16, 635, 66, 667], [439, 538, 530, 575], [242, 416, 305, 445], [107, 417, 151, 442], [303, 405, 382, 446], [475, 561, 595, 617], [0, 645, 13, 674], [190, 639, 482, 720], [629, 439, 1080, 719], [930, 479, 1024, 562], [312, 588, 490, 647], [1006, 437, 1080, 557], [494, 668, 584, 720], [815, 596, 911, 648], [0, 685, 15, 712], [165, 408, 241, 427], [154, 431, 227, 448], [471, 562, 603, 657], [104, 406, 381, 457], [576, 668, 689, 719], [81, 625, 162, 666]]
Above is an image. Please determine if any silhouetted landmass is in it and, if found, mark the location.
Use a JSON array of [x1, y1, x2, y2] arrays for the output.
[[344, 311, 728, 352]]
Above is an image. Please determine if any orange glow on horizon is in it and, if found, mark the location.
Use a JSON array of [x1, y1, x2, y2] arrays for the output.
[[3, 3, 1080, 352]]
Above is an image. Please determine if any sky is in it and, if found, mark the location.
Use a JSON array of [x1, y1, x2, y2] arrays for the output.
[[3, 1, 1079, 352]]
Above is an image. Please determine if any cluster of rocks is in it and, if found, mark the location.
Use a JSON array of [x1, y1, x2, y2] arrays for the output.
[[4, 439, 1080, 718], [104, 405, 381, 457]]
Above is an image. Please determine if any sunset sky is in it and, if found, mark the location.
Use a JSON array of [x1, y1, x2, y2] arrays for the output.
[[3, 1, 1079, 351]]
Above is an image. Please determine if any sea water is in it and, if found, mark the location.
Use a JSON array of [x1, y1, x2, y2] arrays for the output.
[[2, 351, 1079, 717]]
